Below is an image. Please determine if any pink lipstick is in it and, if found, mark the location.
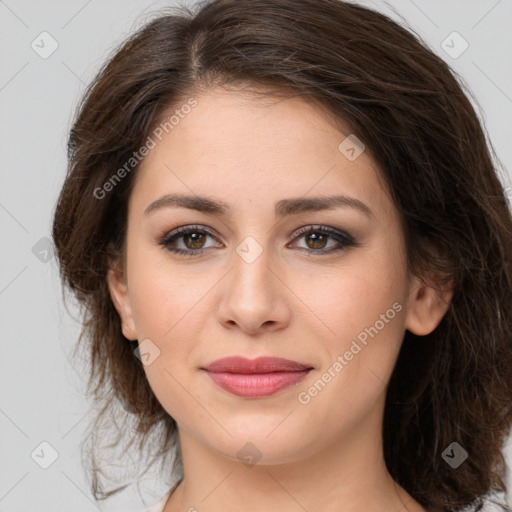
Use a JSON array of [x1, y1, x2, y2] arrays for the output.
[[202, 356, 313, 398]]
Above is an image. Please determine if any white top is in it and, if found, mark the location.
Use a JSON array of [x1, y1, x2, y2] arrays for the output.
[[143, 481, 181, 512]]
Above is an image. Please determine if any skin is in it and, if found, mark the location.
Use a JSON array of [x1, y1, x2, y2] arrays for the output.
[[107, 86, 452, 512]]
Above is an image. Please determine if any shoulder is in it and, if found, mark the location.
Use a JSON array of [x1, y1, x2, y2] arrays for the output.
[[142, 491, 172, 512], [143, 480, 181, 512]]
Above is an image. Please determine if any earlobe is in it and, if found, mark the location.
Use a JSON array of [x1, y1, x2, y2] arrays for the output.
[[106, 259, 138, 341], [405, 275, 453, 336]]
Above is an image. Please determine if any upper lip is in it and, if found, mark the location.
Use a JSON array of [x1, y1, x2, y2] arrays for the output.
[[203, 356, 313, 374]]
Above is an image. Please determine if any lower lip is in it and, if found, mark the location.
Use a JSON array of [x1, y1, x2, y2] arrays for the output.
[[204, 370, 312, 398]]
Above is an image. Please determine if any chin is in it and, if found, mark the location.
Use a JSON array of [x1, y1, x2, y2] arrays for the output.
[[204, 424, 318, 467]]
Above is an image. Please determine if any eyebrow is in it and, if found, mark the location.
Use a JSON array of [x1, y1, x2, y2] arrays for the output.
[[143, 193, 374, 219]]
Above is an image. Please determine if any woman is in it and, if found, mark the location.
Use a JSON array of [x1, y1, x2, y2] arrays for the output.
[[51, 0, 512, 511]]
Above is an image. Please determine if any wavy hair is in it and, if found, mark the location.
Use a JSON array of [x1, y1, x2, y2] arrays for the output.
[[51, 0, 512, 510]]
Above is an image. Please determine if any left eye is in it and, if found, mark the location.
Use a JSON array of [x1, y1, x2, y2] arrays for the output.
[[159, 225, 356, 257], [288, 225, 356, 254]]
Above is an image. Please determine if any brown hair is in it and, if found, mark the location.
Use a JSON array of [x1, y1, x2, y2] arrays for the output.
[[51, 0, 512, 510]]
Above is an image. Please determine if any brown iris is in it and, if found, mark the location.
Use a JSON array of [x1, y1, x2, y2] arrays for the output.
[[184, 231, 207, 249], [305, 232, 328, 250]]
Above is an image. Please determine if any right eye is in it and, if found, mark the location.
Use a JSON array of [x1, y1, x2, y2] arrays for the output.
[[159, 225, 223, 257]]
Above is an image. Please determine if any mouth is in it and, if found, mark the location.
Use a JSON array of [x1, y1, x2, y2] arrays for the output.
[[201, 356, 313, 398]]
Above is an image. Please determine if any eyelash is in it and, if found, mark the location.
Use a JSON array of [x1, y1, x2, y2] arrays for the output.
[[158, 224, 358, 257]]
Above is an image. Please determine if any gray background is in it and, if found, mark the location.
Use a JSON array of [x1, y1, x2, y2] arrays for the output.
[[1, 0, 511, 511]]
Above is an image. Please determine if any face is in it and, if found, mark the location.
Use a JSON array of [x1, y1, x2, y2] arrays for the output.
[[108, 86, 450, 465]]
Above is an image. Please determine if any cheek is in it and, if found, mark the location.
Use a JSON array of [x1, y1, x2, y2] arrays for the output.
[[296, 269, 406, 430], [128, 262, 204, 422], [127, 248, 200, 336], [126, 250, 208, 361], [308, 266, 404, 337], [303, 247, 408, 372]]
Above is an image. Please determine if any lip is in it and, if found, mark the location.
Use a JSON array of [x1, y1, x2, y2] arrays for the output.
[[202, 356, 313, 398], [204, 356, 312, 373]]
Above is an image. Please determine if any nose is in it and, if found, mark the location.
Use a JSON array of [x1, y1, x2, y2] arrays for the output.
[[215, 239, 292, 335]]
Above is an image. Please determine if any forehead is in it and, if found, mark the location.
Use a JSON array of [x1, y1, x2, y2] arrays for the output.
[[129, 86, 394, 222], [147, 86, 354, 157]]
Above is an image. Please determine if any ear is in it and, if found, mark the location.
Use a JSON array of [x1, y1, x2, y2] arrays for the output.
[[405, 243, 454, 336], [405, 276, 453, 335], [106, 257, 138, 341]]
